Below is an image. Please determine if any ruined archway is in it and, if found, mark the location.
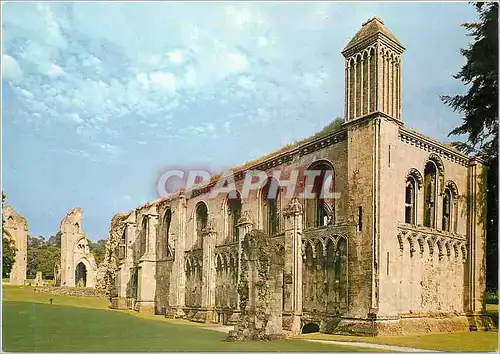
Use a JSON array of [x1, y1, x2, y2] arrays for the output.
[[75, 262, 87, 287], [302, 322, 320, 333]]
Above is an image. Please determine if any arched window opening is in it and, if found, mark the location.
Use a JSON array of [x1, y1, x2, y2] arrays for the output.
[[405, 176, 417, 224], [305, 161, 334, 229], [163, 208, 172, 257], [261, 178, 281, 235], [118, 228, 126, 260], [75, 262, 87, 287], [140, 217, 148, 256], [424, 162, 437, 228], [442, 188, 452, 232], [227, 192, 242, 242], [195, 203, 208, 246]]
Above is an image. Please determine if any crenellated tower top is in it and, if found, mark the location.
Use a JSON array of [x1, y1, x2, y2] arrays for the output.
[[342, 17, 405, 123]]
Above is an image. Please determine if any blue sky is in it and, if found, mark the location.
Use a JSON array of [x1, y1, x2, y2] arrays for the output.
[[2, 2, 477, 241]]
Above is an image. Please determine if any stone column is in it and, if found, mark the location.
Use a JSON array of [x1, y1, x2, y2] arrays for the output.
[[467, 158, 487, 314], [201, 219, 217, 322], [174, 192, 187, 317], [137, 212, 158, 314], [282, 197, 303, 334], [237, 210, 254, 294]]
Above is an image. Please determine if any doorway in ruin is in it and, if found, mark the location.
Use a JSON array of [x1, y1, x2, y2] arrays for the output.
[[302, 323, 320, 333], [75, 262, 87, 287]]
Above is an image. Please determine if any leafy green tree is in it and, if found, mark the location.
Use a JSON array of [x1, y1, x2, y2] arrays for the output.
[[2, 235, 17, 278], [90, 239, 107, 265], [27, 235, 61, 280], [441, 2, 498, 290]]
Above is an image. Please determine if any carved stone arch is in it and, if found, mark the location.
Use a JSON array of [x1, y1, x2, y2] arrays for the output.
[[335, 236, 348, 263], [355, 52, 362, 64], [427, 153, 445, 176], [361, 48, 369, 61], [445, 180, 459, 197], [427, 237, 435, 256], [367, 45, 376, 57], [304, 242, 314, 265], [460, 244, 468, 262], [309, 239, 318, 259], [320, 237, 328, 257], [436, 238, 445, 261], [445, 241, 452, 258], [397, 233, 404, 255], [417, 236, 425, 257], [407, 235, 416, 257], [337, 235, 348, 249], [348, 56, 356, 67], [406, 168, 424, 189], [453, 242, 459, 259]]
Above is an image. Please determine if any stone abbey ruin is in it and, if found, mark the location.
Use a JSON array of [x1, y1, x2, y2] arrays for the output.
[[3, 17, 494, 338], [103, 17, 495, 336], [2, 206, 99, 290]]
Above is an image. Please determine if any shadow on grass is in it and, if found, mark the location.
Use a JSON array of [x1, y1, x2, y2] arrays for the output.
[[3, 301, 374, 352]]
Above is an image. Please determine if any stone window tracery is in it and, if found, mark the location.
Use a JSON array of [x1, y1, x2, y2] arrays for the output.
[[139, 217, 148, 257], [227, 192, 242, 243], [424, 161, 437, 228], [304, 161, 335, 229], [195, 202, 208, 247], [163, 208, 172, 257], [261, 177, 281, 235], [405, 175, 417, 224]]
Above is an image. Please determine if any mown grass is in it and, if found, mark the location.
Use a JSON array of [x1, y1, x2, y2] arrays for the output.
[[2, 286, 376, 352], [302, 305, 499, 352]]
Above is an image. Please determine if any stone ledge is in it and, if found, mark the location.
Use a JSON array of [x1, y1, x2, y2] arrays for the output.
[[33, 286, 106, 298], [333, 315, 497, 337]]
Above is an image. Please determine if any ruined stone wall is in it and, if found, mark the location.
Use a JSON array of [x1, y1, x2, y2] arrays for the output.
[[376, 124, 472, 318], [3, 205, 28, 285], [59, 208, 98, 288]]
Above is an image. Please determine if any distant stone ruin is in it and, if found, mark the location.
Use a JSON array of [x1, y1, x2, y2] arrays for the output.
[[2, 205, 28, 285], [58, 208, 97, 288]]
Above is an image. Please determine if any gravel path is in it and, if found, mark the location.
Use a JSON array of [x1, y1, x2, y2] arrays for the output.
[[198, 326, 441, 352]]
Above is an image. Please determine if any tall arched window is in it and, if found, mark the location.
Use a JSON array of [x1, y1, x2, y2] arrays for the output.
[[442, 188, 452, 232], [163, 208, 172, 257], [423, 162, 437, 228], [261, 177, 281, 235], [140, 216, 148, 256], [195, 202, 208, 246], [405, 176, 417, 224], [305, 161, 334, 229], [118, 228, 126, 260], [227, 192, 242, 242]]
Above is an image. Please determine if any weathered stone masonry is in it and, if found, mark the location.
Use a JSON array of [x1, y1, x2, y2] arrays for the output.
[[107, 17, 494, 336]]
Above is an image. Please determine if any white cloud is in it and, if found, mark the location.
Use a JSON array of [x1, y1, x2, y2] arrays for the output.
[[150, 72, 176, 91], [47, 63, 65, 77], [223, 121, 231, 133], [2, 54, 22, 81], [68, 112, 83, 124], [227, 52, 248, 73], [257, 36, 269, 47], [185, 66, 197, 86], [168, 50, 184, 65]]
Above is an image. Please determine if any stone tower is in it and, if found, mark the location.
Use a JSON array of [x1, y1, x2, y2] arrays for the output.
[[342, 17, 405, 123], [2, 205, 28, 285], [343, 17, 406, 322], [59, 208, 97, 287]]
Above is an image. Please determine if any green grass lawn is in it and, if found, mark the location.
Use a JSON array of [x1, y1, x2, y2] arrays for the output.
[[302, 304, 499, 352], [2, 286, 378, 352]]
